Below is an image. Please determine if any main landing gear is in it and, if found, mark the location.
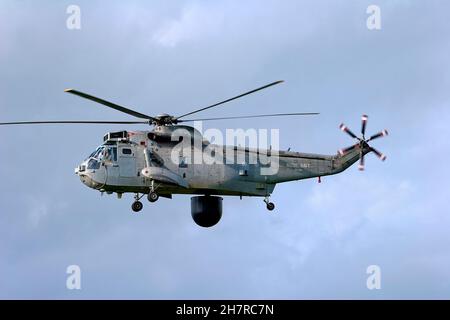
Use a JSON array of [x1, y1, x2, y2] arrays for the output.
[[131, 191, 159, 213], [264, 196, 275, 211], [132, 200, 143, 212], [132, 193, 144, 213], [147, 191, 159, 203], [131, 181, 160, 213], [147, 180, 160, 203]]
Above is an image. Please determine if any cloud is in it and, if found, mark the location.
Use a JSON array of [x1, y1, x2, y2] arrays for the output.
[[25, 196, 69, 229], [1, 0, 450, 299], [152, 3, 225, 47], [27, 200, 50, 228]]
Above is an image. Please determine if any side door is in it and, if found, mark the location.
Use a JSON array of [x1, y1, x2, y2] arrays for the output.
[[118, 145, 136, 177], [103, 145, 119, 185]]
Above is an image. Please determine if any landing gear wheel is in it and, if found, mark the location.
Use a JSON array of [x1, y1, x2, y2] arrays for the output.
[[147, 191, 159, 203], [266, 202, 275, 211], [132, 201, 143, 212]]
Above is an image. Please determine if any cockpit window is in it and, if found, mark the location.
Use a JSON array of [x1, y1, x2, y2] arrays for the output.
[[87, 146, 103, 160], [87, 145, 117, 162], [87, 158, 100, 170], [104, 146, 117, 162]]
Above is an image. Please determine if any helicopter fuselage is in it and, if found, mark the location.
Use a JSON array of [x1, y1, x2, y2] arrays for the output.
[[75, 125, 368, 198]]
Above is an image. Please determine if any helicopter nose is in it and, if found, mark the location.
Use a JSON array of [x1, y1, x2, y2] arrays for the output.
[[75, 162, 104, 189], [75, 164, 86, 175], [78, 171, 102, 189]]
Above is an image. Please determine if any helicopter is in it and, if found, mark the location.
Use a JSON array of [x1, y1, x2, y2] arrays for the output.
[[0, 80, 388, 227]]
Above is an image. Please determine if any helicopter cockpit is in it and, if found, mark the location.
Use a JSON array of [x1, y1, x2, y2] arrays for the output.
[[79, 143, 118, 172], [88, 144, 117, 161]]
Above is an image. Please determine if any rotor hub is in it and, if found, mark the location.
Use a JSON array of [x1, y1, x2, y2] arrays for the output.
[[152, 114, 178, 126]]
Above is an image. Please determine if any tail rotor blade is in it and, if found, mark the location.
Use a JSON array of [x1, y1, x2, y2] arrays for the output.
[[338, 144, 358, 156], [358, 151, 365, 171], [339, 123, 358, 139], [370, 147, 387, 161], [339, 115, 388, 171], [367, 129, 388, 142], [361, 114, 368, 136]]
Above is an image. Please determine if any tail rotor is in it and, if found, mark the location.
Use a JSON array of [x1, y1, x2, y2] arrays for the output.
[[338, 115, 388, 171]]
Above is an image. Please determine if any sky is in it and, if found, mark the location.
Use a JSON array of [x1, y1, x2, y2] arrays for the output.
[[0, 0, 450, 299]]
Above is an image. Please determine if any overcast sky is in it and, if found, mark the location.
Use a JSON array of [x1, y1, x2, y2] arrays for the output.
[[1, 0, 449, 299]]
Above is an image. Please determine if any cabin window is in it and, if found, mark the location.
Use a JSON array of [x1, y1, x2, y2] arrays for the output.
[[239, 165, 249, 176], [104, 147, 117, 162], [122, 148, 132, 155], [179, 156, 188, 168], [239, 169, 248, 176]]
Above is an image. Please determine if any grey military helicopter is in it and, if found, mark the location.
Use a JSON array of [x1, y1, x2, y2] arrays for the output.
[[0, 81, 388, 227]]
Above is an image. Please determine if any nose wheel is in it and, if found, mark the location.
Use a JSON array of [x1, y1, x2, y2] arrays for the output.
[[264, 197, 275, 211]]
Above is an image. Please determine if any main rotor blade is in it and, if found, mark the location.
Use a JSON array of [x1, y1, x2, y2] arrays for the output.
[[179, 112, 319, 122], [339, 123, 358, 139], [176, 80, 284, 120], [64, 89, 154, 120], [361, 114, 368, 136], [367, 129, 389, 142], [0, 120, 149, 126], [370, 147, 387, 161]]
